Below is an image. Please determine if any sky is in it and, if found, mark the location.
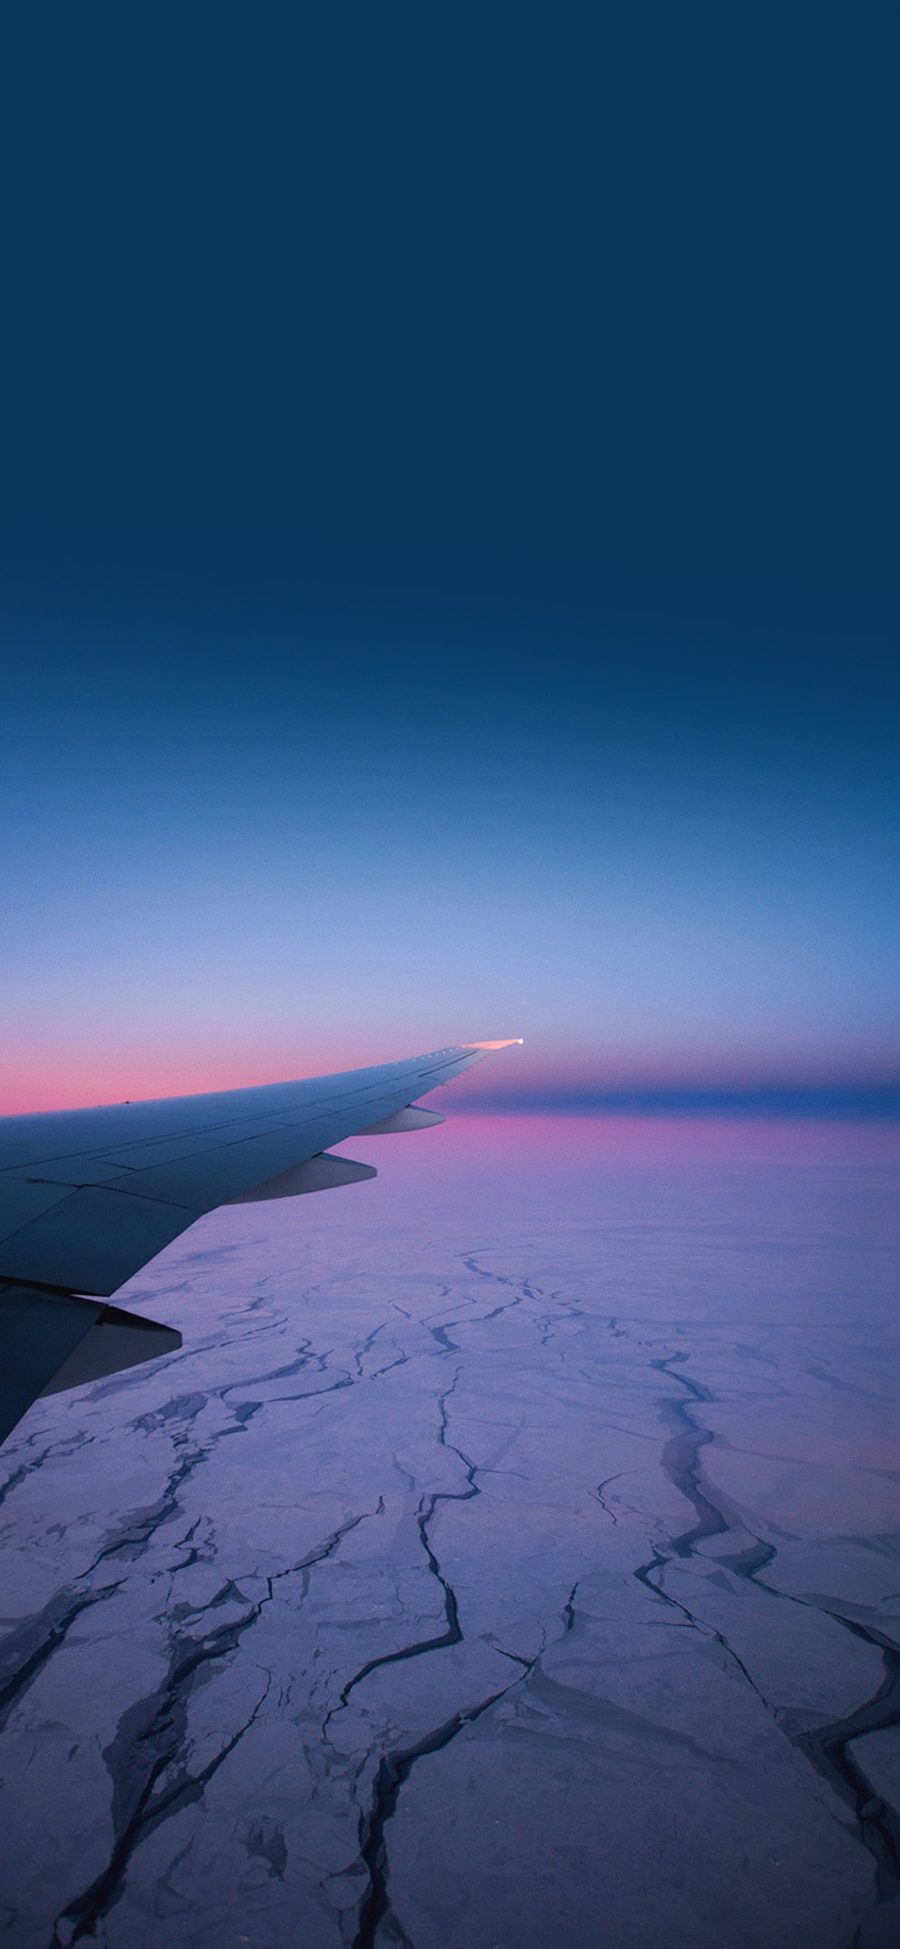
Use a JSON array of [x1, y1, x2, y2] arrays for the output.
[[1, 5, 897, 1115]]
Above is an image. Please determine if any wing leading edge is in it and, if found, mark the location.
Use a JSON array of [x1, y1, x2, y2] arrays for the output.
[[0, 1040, 521, 1443]]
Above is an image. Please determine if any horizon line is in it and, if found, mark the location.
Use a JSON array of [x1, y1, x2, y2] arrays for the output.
[[464, 1084, 900, 1121]]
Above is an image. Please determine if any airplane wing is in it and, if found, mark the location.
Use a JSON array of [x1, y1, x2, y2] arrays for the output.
[[0, 1040, 520, 1444]]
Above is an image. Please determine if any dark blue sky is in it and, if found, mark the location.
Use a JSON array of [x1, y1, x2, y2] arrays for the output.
[[2, 6, 897, 1109]]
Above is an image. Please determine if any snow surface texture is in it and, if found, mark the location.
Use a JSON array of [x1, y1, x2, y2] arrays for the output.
[[0, 1115, 898, 1949]]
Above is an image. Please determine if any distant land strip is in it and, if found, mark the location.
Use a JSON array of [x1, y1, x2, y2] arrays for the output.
[[468, 1088, 900, 1120]]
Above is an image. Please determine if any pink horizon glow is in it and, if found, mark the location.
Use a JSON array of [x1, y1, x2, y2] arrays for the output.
[[1, 1060, 900, 1122], [2, 1040, 899, 1120]]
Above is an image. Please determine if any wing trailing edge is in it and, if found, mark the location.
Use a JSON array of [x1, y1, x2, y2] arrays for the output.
[[0, 1038, 520, 1442]]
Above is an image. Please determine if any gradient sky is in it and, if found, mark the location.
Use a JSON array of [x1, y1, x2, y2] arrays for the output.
[[1, 6, 897, 1113]]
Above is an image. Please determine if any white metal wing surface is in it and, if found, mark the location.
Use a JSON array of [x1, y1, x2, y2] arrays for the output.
[[0, 1040, 520, 1443]]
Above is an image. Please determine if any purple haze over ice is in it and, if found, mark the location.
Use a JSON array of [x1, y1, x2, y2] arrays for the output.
[[0, 1112, 898, 1949]]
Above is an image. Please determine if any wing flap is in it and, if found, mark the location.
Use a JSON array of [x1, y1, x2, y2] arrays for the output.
[[229, 1152, 377, 1204], [0, 1283, 105, 1445], [39, 1303, 182, 1397], [0, 1280, 183, 1442], [360, 1107, 446, 1133]]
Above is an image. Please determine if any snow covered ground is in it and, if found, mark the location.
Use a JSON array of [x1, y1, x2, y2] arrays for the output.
[[1, 1114, 898, 1949]]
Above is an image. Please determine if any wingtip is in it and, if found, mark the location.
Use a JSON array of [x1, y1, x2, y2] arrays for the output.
[[462, 1039, 524, 1050]]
